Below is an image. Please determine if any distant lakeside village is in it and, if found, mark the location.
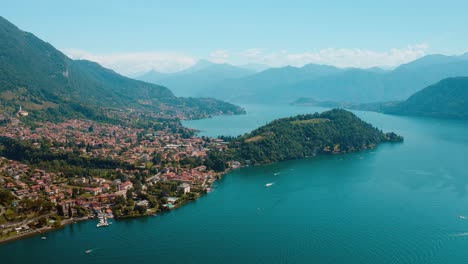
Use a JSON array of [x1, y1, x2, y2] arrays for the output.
[[0, 106, 241, 243]]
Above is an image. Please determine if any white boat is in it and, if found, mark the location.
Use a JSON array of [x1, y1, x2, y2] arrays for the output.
[[41, 236, 47, 240], [459, 215, 466, 219], [265, 182, 274, 187], [85, 248, 98, 254], [96, 216, 109, 227]]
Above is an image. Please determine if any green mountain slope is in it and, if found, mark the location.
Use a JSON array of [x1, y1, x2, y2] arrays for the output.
[[386, 77, 468, 119], [296, 77, 468, 120], [0, 16, 244, 121]]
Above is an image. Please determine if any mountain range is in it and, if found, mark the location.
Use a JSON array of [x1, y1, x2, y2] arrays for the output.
[[3, 14, 467, 123], [136, 60, 257, 96], [139, 53, 468, 104], [0, 16, 244, 122], [293, 77, 468, 120]]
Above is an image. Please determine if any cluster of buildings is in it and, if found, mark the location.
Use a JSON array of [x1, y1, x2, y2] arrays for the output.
[[0, 152, 219, 219], [0, 158, 58, 201], [0, 119, 229, 166], [0, 116, 236, 226]]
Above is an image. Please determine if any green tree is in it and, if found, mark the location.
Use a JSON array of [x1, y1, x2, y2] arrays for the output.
[[56, 205, 64, 216], [135, 205, 147, 215], [126, 189, 134, 200]]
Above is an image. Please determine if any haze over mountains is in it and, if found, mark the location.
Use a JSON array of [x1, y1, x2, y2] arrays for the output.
[[294, 76, 468, 120], [0, 16, 243, 122], [2, 14, 467, 123], [386, 77, 468, 119], [139, 53, 468, 104], [137, 60, 256, 96]]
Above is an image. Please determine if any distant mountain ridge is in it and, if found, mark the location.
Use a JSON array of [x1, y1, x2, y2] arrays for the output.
[[237, 54, 468, 104], [0, 16, 244, 121], [293, 77, 468, 120], [205, 64, 345, 103], [136, 60, 255, 96], [138, 51, 468, 104]]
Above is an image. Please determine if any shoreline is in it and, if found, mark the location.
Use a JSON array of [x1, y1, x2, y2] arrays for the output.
[[0, 216, 89, 245], [0, 142, 392, 245], [0, 170, 232, 245], [0, 172, 227, 245]]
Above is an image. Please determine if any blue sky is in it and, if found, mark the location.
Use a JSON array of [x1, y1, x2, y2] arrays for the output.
[[3, 0, 468, 74]]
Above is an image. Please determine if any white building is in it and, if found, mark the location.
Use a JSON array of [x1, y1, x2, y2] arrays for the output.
[[177, 183, 190, 194], [17, 106, 29, 117]]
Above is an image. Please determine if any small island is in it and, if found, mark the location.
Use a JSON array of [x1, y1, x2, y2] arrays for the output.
[[223, 109, 403, 165]]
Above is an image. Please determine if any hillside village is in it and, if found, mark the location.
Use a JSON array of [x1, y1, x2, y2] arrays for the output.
[[0, 113, 239, 242]]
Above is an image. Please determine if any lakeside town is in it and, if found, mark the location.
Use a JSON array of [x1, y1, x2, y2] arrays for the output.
[[0, 109, 241, 243]]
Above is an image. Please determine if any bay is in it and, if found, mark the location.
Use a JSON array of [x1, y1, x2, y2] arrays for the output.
[[2, 104, 468, 264]]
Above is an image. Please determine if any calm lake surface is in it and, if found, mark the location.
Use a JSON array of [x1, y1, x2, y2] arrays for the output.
[[2, 104, 468, 264]]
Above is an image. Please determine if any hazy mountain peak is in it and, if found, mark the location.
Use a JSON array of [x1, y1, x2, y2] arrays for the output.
[[195, 59, 216, 67], [138, 69, 166, 78], [364, 67, 388, 73], [460, 52, 468, 60], [395, 54, 460, 71], [301, 63, 341, 71], [184, 59, 216, 72], [237, 63, 270, 72]]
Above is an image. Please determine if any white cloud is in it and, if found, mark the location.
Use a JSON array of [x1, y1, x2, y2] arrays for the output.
[[238, 44, 429, 69], [61, 44, 430, 76], [61, 49, 197, 76], [209, 49, 230, 64], [240, 48, 263, 60]]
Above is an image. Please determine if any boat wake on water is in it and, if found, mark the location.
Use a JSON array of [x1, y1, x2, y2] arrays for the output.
[[451, 233, 468, 237], [85, 248, 99, 254]]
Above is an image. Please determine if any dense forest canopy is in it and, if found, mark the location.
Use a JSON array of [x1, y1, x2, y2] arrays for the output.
[[226, 109, 403, 165]]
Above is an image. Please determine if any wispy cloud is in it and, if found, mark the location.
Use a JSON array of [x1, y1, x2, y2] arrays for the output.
[[62, 44, 430, 76], [238, 44, 429, 68], [240, 48, 263, 60], [62, 49, 197, 76], [209, 49, 230, 64]]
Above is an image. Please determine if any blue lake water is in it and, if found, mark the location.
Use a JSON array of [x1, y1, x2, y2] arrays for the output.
[[2, 104, 468, 263]]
